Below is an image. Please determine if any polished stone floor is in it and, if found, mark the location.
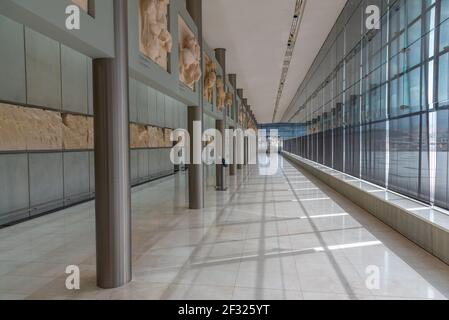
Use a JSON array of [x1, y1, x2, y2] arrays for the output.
[[1, 155, 449, 300]]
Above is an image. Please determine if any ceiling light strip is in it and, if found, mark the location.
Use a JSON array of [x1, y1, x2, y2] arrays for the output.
[[271, 0, 307, 123]]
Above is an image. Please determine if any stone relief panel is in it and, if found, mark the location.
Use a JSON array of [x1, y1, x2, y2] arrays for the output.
[[0, 103, 172, 152], [62, 114, 92, 150], [71, 0, 88, 12], [216, 76, 226, 111], [203, 55, 216, 104], [0, 104, 96, 151], [139, 0, 172, 70], [0, 103, 63, 151], [130, 124, 170, 149], [155, 127, 165, 147], [178, 16, 201, 90], [130, 123, 149, 149], [147, 126, 159, 148], [225, 92, 233, 113], [87, 117, 94, 149], [164, 128, 173, 147]]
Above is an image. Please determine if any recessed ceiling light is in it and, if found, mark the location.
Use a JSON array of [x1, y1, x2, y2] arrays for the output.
[[272, 0, 307, 123]]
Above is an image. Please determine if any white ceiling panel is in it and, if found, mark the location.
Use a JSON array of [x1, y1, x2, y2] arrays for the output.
[[203, 0, 347, 123]]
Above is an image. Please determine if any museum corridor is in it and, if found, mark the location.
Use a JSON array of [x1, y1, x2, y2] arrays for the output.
[[1, 156, 449, 300], [2, 0, 449, 303]]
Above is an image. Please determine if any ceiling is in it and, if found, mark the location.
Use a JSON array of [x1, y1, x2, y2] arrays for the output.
[[203, 0, 347, 124]]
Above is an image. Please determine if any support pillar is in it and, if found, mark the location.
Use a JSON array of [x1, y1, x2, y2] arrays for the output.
[[228, 74, 237, 176], [215, 119, 227, 191], [188, 107, 204, 209], [215, 48, 227, 191], [236, 88, 244, 170], [229, 125, 236, 176], [243, 99, 248, 167], [187, 0, 204, 209], [93, 0, 131, 289], [247, 104, 254, 165]]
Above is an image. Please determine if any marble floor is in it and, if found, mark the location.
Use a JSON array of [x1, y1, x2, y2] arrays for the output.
[[1, 155, 449, 300]]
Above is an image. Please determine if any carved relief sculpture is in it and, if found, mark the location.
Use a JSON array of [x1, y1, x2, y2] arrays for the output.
[[71, 0, 88, 12], [0, 104, 63, 151], [203, 56, 216, 104], [139, 0, 172, 70], [225, 92, 233, 112], [216, 76, 226, 111], [239, 105, 244, 124], [164, 128, 173, 147], [0, 104, 26, 150], [87, 117, 94, 149], [178, 16, 201, 89], [130, 123, 150, 148], [156, 127, 165, 147], [147, 126, 158, 148], [62, 114, 90, 150]]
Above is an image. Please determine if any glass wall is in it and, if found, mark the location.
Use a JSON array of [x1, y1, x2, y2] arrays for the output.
[[283, 0, 449, 211]]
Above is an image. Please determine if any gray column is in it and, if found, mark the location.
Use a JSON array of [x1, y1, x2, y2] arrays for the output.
[[228, 74, 237, 176], [243, 99, 248, 166], [188, 107, 204, 209], [187, 0, 204, 209], [247, 104, 253, 164], [236, 88, 244, 170], [215, 119, 227, 191], [215, 48, 227, 191], [93, 0, 131, 289], [228, 125, 236, 176], [228, 74, 237, 121]]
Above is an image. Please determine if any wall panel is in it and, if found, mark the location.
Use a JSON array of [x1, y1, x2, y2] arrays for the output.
[[137, 81, 149, 124], [138, 149, 150, 180], [89, 151, 95, 194], [29, 152, 63, 213], [25, 28, 61, 110], [156, 92, 165, 127], [129, 78, 137, 122], [63, 151, 90, 203], [61, 44, 88, 114], [149, 149, 157, 176], [0, 154, 29, 222], [130, 150, 139, 184], [148, 86, 157, 126], [0, 15, 26, 104]]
